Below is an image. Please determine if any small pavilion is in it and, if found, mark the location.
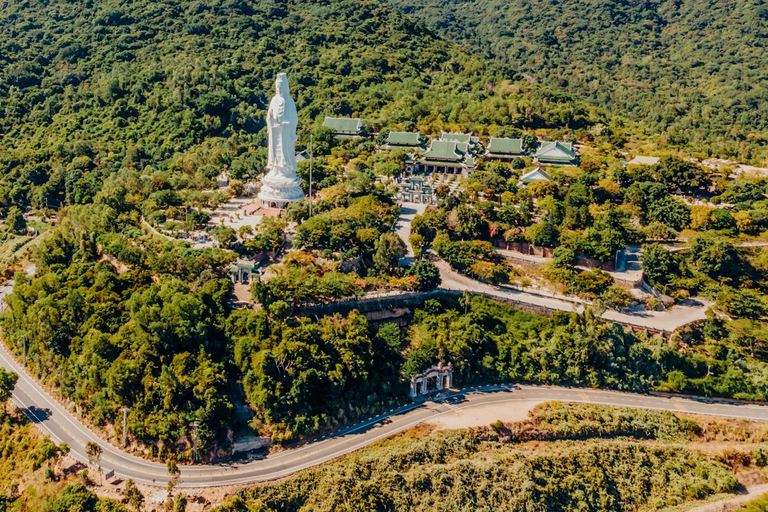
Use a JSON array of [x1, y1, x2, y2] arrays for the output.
[[228, 261, 255, 284]]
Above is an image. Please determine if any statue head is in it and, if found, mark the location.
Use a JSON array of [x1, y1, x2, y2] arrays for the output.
[[275, 73, 290, 97]]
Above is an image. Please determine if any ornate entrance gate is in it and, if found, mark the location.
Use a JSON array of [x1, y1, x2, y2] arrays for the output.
[[409, 363, 453, 398]]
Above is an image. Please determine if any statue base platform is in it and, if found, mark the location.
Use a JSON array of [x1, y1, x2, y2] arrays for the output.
[[258, 174, 304, 209]]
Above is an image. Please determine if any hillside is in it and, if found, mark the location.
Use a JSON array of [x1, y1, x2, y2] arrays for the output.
[[384, 0, 768, 163], [216, 403, 763, 511], [0, 0, 602, 214], [1, 0, 767, 468]]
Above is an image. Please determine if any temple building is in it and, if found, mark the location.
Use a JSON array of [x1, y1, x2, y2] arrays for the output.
[[440, 132, 480, 150], [381, 131, 424, 151], [418, 134, 477, 173], [534, 141, 579, 165], [486, 137, 525, 161], [323, 116, 363, 138]]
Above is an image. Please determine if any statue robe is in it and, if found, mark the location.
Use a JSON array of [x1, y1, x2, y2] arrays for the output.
[[266, 77, 298, 176]]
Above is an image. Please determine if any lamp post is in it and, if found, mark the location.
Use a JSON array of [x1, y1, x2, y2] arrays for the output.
[[59, 365, 63, 401], [21, 335, 27, 367], [121, 407, 130, 448], [308, 135, 314, 217], [191, 421, 200, 463]]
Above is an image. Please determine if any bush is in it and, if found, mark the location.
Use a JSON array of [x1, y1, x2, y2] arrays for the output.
[[219, 433, 735, 512], [527, 402, 700, 442], [469, 261, 509, 284], [738, 493, 768, 512], [600, 286, 634, 310], [433, 234, 499, 273], [572, 268, 614, 297], [752, 446, 768, 468], [406, 261, 441, 291]]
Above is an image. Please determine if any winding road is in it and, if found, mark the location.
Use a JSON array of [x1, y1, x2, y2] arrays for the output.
[[4, 332, 768, 488], [0, 256, 756, 490], [393, 201, 710, 333], [436, 259, 710, 333]]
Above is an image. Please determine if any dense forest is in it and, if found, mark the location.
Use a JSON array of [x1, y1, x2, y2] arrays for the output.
[[0, 0, 606, 218], [384, 0, 768, 163]]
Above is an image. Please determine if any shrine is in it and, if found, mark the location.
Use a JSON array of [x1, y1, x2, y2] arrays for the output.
[[409, 363, 454, 398]]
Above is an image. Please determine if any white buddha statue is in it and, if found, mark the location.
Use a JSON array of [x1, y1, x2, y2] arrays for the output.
[[258, 73, 305, 208]]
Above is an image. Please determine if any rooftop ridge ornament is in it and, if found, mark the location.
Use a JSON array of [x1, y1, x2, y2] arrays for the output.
[[258, 73, 305, 208]]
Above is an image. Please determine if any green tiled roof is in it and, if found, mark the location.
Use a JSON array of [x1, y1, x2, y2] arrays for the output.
[[440, 132, 472, 144], [535, 141, 576, 162], [323, 116, 362, 133], [520, 167, 552, 184], [488, 137, 524, 155], [422, 140, 463, 161], [385, 131, 421, 146]]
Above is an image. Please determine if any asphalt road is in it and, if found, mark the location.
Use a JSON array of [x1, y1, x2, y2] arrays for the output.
[[0, 265, 760, 489], [4, 332, 768, 488]]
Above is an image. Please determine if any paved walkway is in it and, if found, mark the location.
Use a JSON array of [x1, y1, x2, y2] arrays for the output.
[[394, 202, 427, 265], [436, 259, 709, 332], [393, 204, 710, 333], [688, 484, 768, 511]]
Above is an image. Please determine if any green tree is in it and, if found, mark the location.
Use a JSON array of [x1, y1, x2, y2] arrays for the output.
[[522, 134, 538, 153], [525, 220, 559, 247], [652, 156, 710, 193], [717, 288, 767, 320], [373, 232, 406, 274], [648, 196, 690, 231], [85, 442, 103, 484], [691, 235, 740, 280], [166, 459, 181, 495], [411, 208, 446, 246], [41, 483, 127, 512], [0, 368, 18, 415], [641, 244, 681, 288], [407, 261, 441, 291], [4, 206, 26, 235], [409, 232, 426, 260], [552, 246, 576, 268], [212, 226, 237, 248], [125, 479, 145, 511], [453, 204, 484, 239]]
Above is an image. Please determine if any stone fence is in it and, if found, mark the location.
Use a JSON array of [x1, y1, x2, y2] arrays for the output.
[[493, 240, 615, 272]]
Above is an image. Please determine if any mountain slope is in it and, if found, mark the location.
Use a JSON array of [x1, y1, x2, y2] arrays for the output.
[[0, 0, 601, 212], [384, 0, 768, 163]]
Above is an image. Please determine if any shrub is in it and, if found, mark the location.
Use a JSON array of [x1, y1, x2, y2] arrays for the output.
[[572, 268, 614, 297], [406, 261, 441, 291], [600, 286, 634, 310]]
